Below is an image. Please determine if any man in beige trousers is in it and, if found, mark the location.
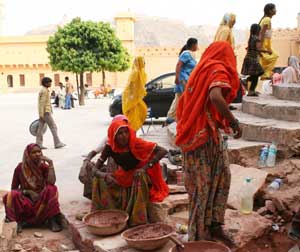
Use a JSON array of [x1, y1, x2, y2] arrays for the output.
[[36, 77, 66, 149]]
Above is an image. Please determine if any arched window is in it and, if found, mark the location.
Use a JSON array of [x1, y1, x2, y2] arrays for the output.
[[7, 75, 13, 88]]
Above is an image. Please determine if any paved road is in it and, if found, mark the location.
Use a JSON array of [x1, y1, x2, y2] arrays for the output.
[[0, 93, 113, 204]]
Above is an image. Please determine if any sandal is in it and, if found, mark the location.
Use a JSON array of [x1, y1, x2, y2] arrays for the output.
[[49, 216, 63, 232], [210, 223, 236, 247]]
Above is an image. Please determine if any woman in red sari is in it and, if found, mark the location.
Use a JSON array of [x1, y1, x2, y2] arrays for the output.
[[2, 144, 62, 232], [176, 41, 242, 242], [92, 119, 169, 226]]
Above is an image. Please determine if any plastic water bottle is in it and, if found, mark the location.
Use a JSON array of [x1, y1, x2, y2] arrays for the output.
[[266, 142, 277, 167], [241, 177, 254, 214], [258, 145, 269, 168], [267, 178, 282, 193]]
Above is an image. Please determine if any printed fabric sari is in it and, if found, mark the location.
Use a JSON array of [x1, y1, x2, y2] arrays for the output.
[[176, 42, 239, 241], [2, 144, 60, 224], [122, 56, 148, 131], [92, 120, 169, 226]]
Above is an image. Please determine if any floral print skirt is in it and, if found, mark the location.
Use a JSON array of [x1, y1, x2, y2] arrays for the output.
[[92, 170, 151, 226], [183, 134, 230, 241]]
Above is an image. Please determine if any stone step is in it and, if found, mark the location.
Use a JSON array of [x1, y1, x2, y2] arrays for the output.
[[234, 110, 300, 145], [242, 95, 300, 122], [273, 83, 300, 101]]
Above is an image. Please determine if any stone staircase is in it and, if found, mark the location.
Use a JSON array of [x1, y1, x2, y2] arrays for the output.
[[236, 83, 300, 148]]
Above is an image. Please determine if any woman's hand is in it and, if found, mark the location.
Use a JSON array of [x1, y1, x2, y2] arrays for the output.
[[24, 190, 40, 202], [40, 156, 53, 165], [104, 173, 118, 185], [230, 119, 243, 139], [92, 166, 100, 177]]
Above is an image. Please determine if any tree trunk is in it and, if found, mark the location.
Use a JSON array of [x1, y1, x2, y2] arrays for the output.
[[102, 69, 106, 87], [79, 72, 85, 106], [75, 73, 80, 105]]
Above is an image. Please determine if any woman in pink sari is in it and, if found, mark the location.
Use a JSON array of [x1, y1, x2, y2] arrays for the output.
[[2, 144, 62, 232]]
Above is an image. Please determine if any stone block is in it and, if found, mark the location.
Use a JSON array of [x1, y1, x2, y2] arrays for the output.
[[168, 185, 186, 194], [1, 221, 17, 240], [273, 83, 300, 101], [228, 164, 268, 210], [242, 95, 300, 122], [234, 110, 300, 146], [93, 234, 128, 252], [149, 194, 189, 221], [224, 209, 272, 249]]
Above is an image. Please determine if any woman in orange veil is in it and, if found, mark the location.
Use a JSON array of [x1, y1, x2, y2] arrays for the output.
[[92, 119, 169, 226], [176, 41, 242, 242]]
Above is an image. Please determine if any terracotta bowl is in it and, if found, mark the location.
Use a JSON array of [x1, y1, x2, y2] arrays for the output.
[[83, 210, 129, 236], [169, 241, 231, 252], [121, 223, 175, 251]]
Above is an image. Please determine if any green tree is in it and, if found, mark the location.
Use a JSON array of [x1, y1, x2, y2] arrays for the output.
[[47, 17, 131, 105]]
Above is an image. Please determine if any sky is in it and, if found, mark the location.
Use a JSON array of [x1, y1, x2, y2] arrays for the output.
[[1, 0, 299, 36]]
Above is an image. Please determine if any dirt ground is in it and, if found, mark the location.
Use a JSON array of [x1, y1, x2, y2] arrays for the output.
[[10, 228, 76, 252]]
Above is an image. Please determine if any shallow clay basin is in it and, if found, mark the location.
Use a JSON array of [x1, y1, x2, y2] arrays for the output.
[[83, 210, 129, 236], [169, 241, 231, 252], [121, 223, 175, 250]]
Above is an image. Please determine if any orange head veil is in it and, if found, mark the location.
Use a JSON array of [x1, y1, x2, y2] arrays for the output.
[[176, 41, 239, 151]]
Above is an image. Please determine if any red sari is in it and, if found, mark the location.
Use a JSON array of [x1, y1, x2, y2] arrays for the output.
[[2, 144, 60, 224]]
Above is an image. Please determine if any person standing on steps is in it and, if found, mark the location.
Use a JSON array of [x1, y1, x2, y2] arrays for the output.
[[241, 24, 266, 96], [36, 77, 66, 149], [259, 3, 279, 80], [165, 38, 198, 125], [214, 13, 236, 50], [176, 42, 242, 242]]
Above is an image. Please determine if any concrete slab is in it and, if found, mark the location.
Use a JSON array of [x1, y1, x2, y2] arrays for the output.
[[234, 110, 300, 145], [273, 83, 300, 101], [242, 95, 300, 122], [228, 164, 269, 210]]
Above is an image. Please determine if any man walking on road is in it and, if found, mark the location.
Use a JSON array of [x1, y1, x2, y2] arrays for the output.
[[36, 77, 66, 149]]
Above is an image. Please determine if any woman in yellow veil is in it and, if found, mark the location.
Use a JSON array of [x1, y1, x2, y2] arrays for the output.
[[214, 13, 236, 49], [122, 56, 148, 131]]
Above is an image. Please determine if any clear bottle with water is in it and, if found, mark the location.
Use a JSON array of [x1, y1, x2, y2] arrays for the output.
[[258, 145, 269, 168], [267, 178, 282, 193], [241, 177, 254, 214], [266, 142, 277, 167]]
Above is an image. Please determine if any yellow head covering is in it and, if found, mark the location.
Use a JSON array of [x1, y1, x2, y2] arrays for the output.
[[122, 56, 148, 130], [214, 13, 236, 48]]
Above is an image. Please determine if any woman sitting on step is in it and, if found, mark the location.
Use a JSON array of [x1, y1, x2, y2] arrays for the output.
[[2, 144, 62, 233], [92, 119, 169, 226]]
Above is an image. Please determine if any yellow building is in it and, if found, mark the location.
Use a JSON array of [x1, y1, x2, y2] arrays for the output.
[[0, 13, 300, 92]]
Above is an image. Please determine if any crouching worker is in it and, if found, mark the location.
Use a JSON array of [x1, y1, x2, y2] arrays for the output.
[[92, 119, 169, 226]]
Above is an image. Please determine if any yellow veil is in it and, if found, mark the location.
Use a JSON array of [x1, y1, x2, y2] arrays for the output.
[[122, 56, 148, 130], [214, 13, 236, 48]]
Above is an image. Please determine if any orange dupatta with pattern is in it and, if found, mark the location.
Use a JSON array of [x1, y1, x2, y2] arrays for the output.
[[176, 42, 240, 152]]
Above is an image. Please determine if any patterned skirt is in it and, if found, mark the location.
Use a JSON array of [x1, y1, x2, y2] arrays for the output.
[[183, 134, 231, 241], [92, 170, 151, 226], [241, 56, 264, 76]]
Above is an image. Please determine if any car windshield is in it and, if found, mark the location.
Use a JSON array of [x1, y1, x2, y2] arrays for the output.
[[149, 74, 175, 90]]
